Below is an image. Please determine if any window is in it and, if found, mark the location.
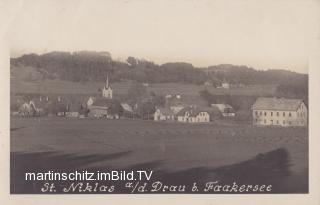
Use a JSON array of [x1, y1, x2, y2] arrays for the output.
[[260, 111, 262, 116], [271, 120, 273, 124], [288, 121, 291, 125], [283, 112, 285, 117], [264, 112, 267, 116], [271, 112, 273, 116], [277, 120, 279, 124], [255, 111, 258, 116], [277, 112, 279, 117], [264, 119, 266, 124], [289, 112, 292, 117]]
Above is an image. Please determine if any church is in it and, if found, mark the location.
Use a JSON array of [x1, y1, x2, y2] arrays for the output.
[[102, 75, 113, 99], [87, 75, 121, 119]]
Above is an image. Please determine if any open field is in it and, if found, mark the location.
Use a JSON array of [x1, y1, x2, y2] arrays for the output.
[[11, 117, 308, 193], [10, 78, 277, 96]]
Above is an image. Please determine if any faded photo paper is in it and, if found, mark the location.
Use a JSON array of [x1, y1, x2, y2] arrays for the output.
[[1, 0, 320, 204]]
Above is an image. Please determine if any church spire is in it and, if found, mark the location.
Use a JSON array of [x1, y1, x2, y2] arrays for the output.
[[106, 74, 109, 88]]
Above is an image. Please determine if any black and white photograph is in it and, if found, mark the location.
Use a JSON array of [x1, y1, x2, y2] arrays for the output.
[[1, 0, 319, 201]]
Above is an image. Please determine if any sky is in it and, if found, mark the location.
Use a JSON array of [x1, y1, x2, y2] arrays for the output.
[[4, 0, 320, 73]]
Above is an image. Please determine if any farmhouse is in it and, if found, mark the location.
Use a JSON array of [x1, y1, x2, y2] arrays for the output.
[[154, 107, 175, 121], [88, 98, 117, 118], [252, 97, 308, 127], [176, 106, 210, 123], [211, 104, 235, 117]]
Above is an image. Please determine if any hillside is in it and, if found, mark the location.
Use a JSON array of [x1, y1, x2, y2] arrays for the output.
[[10, 51, 308, 99]]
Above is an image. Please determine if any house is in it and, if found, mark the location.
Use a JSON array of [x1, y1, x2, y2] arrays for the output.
[[88, 98, 114, 118], [66, 103, 81, 118], [221, 82, 230, 89], [211, 103, 235, 117], [121, 103, 133, 113], [154, 107, 175, 121], [18, 96, 49, 117], [176, 106, 210, 123], [18, 102, 34, 117], [252, 97, 308, 127]]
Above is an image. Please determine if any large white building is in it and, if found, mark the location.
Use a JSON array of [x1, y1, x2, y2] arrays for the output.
[[252, 97, 308, 127]]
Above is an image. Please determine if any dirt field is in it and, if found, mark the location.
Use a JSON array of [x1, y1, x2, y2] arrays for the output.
[[10, 117, 308, 193]]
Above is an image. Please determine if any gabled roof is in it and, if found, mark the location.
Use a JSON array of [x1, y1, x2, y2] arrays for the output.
[[176, 106, 214, 117], [91, 98, 115, 107], [156, 107, 175, 115], [252, 97, 304, 111]]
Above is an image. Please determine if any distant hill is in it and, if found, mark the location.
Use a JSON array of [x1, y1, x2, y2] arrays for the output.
[[10, 51, 308, 98]]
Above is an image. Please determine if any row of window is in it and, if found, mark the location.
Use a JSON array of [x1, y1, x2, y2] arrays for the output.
[[255, 111, 292, 117], [256, 119, 291, 125], [255, 119, 306, 125]]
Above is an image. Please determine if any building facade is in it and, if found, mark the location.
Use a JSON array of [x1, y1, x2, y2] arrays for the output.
[[176, 106, 210, 123], [252, 97, 308, 127], [154, 107, 175, 121]]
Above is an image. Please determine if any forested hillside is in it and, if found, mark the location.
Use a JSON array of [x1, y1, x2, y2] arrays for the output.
[[11, 51, 308, 98]]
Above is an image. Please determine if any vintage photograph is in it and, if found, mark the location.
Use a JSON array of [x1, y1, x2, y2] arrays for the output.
[[8, 0, 314, 194]]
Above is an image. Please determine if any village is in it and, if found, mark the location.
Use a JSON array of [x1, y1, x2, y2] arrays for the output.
[[11, 75, 308, 127]]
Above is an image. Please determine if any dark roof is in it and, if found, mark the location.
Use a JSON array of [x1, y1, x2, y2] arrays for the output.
[[156, 107, 175, 115], [91, 98, 115, 107], [29, 98, 49, 108], [252, 97, 303, 111]]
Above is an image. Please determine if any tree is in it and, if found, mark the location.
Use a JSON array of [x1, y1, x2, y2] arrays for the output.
[[125, 82, 147, 107], [108, 100, 124, 117], [137, 101, 156, 120], [126, 56, 138, 67]]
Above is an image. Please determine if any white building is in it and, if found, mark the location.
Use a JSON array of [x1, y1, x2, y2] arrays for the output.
[[176, 106, 210, 123], [252, 97, 308, 127], [221, 82, 230, 89], [154, 107, 175, 121]]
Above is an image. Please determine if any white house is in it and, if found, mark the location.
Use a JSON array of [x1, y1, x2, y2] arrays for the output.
[[176, 106, 210, 123], [252, 97, 308, 127], [154, 107, 175, 121], [221, 82, 230, 89]]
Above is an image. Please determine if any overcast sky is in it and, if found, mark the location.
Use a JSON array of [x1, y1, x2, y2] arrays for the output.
[[5, 0, 320, 73]]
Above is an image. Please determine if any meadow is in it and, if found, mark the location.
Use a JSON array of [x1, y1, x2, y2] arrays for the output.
[[10, 117, 308, 193]]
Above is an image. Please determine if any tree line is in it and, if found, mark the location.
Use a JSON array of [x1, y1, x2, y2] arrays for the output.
[[11, 51, 308, 96]]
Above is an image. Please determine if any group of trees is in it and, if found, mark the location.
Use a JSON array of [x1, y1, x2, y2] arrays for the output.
[[124, 82, 165, 119]]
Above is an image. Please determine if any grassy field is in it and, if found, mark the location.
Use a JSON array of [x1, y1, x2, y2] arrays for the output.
[[10, 77, 277, 96], [10, 117, 308, 193]]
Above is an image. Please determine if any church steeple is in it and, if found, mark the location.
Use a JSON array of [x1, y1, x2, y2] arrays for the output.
[[105, 74, 109, 88], [102, 74, 113, 98]]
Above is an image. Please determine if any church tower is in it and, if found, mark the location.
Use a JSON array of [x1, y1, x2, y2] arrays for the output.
[[102, 74, 113, 99]]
